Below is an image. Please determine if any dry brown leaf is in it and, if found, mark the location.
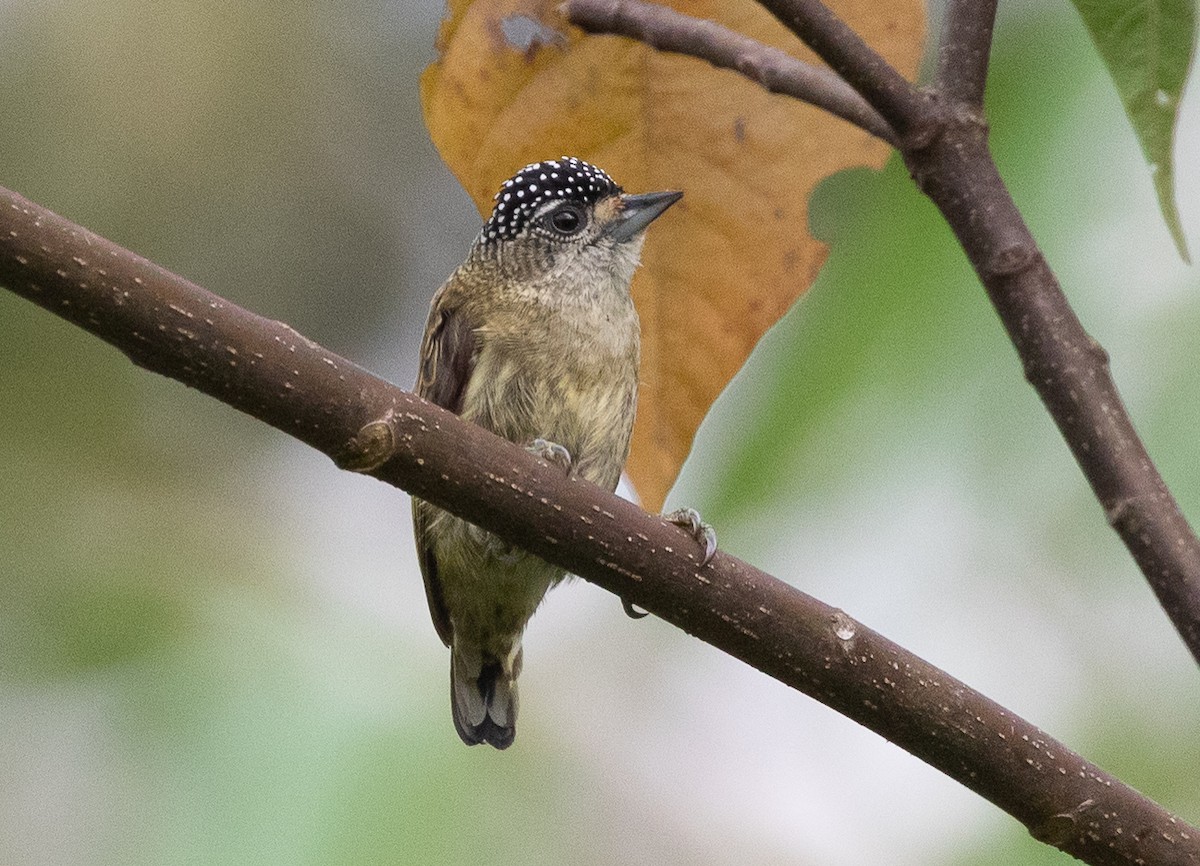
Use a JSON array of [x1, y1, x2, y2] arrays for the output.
[[422, 0, 924, 511]]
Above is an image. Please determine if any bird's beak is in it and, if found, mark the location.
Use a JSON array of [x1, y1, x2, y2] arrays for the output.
[[606, 190, 683, 242]]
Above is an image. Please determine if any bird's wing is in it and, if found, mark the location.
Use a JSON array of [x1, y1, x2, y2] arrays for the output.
[[412, 294, 480, 647], [416, 294, 478, 416]]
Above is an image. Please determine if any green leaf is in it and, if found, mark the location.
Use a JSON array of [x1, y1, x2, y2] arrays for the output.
[[1071, 0, 1197, 262]]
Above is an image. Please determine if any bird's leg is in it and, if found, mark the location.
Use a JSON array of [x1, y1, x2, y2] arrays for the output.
[[527, 438, 573, 475], [475, 438, 572, 565], [663, 507, 718, 567]]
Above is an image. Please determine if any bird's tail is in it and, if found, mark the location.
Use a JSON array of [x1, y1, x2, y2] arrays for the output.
[[450, 641, 521, 749]]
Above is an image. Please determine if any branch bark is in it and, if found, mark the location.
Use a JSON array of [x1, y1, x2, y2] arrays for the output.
[[562, 0, 1200, 671], [3, 187, 1198, 865], [904, 107, 1200, 670], [752, 0, 926, 136], [936, 0, 999, 104]]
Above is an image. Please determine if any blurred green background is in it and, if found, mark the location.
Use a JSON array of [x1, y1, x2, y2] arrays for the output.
[[2, 2, 1198, 864]]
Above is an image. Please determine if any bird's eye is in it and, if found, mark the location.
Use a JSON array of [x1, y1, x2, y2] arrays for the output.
[[547, 205, 586, 236]]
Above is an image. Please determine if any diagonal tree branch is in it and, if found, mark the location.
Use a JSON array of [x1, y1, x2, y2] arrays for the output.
[[562, 0, 1200, 670], [565, 0, 897, 144], [3, 185, 1198, 866], [936, 0, 999, 105], [909, 113, 1200, 666], [752, 0, 926, 136]]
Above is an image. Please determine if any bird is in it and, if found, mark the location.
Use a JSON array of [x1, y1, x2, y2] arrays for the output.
[[411, 156, 685, 749]]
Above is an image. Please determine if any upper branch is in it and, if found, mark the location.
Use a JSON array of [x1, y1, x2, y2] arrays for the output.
[[936, 0, 999, 105], [754, 0, 925, 135], [3, 187, 1198, 866], [566, 0, 897, 144]]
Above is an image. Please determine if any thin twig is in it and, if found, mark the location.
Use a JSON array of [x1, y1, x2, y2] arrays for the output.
[[754, 0, 925, 135], [2, 185, 1197, 866], [565, 0, 897, 145], [936, 0, 999, 105]]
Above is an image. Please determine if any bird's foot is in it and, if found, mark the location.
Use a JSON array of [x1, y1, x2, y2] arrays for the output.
[[621, 508, 716, 619], [528, 438, 573, 475], [664, 507, 718, 567]]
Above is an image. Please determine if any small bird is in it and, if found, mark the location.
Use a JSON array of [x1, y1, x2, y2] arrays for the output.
[[412, 157, 681, 749]]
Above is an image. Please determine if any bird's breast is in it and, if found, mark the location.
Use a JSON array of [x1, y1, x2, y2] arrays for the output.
[[463, 304, 639, 491]]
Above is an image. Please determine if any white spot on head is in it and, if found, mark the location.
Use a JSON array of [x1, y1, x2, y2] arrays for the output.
[[481, 156, 620, 242]]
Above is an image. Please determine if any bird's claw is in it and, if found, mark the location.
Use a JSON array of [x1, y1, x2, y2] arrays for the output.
[[621, 598, 649, 619], [527, 438, 573, 474], [663, 507, 717, 567]]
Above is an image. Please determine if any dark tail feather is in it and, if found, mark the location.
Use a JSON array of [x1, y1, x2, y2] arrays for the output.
[[451, 643, 520, 749]]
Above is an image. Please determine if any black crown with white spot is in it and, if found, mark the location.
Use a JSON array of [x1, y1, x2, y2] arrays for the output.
[[480, 157, 621, 244]]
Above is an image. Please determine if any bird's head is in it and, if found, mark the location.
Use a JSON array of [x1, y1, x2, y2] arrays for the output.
[[471, 157, 681, 289]]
